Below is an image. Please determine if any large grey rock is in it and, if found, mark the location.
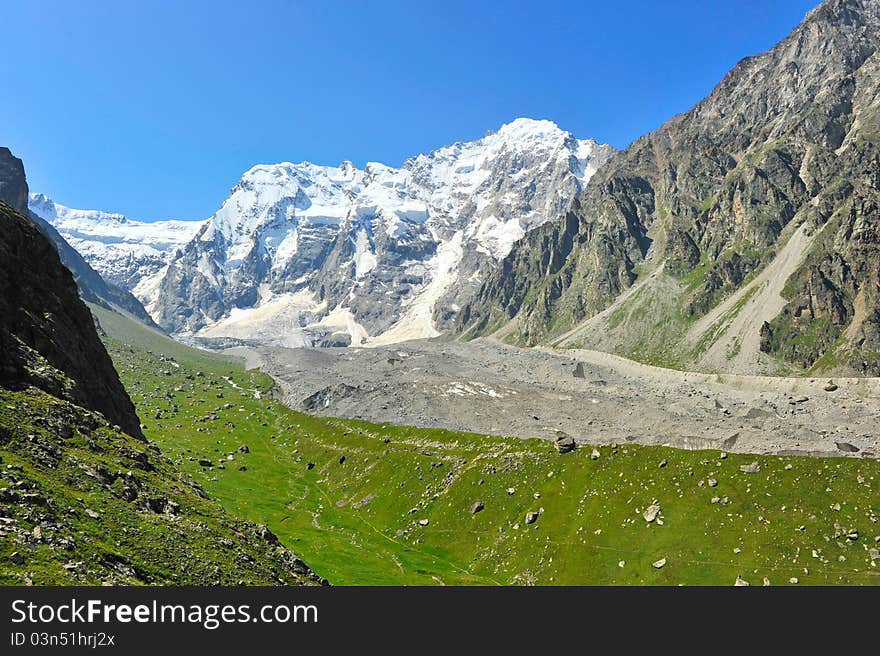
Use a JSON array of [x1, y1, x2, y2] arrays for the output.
[[555, 431, 576, 453], [643, 503, 661, 523]]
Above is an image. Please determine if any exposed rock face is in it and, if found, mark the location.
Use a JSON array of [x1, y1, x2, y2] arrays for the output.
[[0, 147, 29, 214], [0, 199, 144, 439], [457, 0, 880, 374], [151, 119, 613, 345]]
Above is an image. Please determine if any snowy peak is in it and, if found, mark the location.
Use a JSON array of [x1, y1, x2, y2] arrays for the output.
[[486, 117, 574, 154], [203, 160, 364, 245], [27, 193, 59, 221], [152, 117, 614, 343], [199, 117, 612, 255]]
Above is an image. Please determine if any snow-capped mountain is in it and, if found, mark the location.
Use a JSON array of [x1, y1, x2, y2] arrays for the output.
[[155, 118, 613, 346], [32, 118, 613, 347], [27, 193, 205, 307], [148, 119, 613, 345]]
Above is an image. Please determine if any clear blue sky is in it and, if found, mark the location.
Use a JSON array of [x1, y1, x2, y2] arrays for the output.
[[1, 0, 819, 221]]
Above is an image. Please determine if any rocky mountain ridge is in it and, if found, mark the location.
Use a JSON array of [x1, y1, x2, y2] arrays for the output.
[[457, 0, 880, 376]]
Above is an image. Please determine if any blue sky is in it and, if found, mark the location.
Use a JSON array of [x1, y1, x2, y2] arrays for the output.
[[1, 0, 819, 220]]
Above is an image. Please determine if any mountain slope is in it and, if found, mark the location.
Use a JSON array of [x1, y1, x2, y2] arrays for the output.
[[457, 0, 880, 376], [0, 158, 322, 586], [0, 200, 144, 438], [153, 118, 613, 345]]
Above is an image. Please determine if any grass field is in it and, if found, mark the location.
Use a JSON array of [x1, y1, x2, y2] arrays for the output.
[[95, 306, 880, 585]]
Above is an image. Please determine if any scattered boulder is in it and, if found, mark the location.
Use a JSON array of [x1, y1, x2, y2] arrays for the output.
[[10, 551, 24, 565], [306, 462, 315, 470], [590, 448, 601, 460], [555, 431, 576, 454], [198, 458, 213, 468], [652, 558, 667, 569], [823, 381, 838, 392], [418, 519, 429, 526], [338, 455, 346, 464], [470, 501, 484, 514], [257, 525, 280, 545], [835, 442, 859, 453], [573, 362, 586, 379], [744, 407, 773, 420], [658, 459, 668, 468], [643, 503, 661, 523], [739, 462, 760, 474], [525, 511, 539, 525], [238, 445, 250, 454], [734, 576, 750, 587]]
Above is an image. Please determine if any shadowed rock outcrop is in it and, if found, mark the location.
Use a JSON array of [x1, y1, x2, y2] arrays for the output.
[[0, 199, 144, 438]]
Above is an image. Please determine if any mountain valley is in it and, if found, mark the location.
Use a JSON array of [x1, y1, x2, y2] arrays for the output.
[[2, 0, 880, 589]]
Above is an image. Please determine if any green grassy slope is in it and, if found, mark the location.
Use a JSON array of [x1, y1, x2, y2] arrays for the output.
[[0, 384, 321, 585], [93, 305, 880, 586]]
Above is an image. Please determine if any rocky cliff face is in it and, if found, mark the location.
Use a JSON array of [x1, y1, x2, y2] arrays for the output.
[[151, 119, 613, 346], [458, 0, 880, 375], [0, 147, 29, 214], [0, 199, 144, 438]]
